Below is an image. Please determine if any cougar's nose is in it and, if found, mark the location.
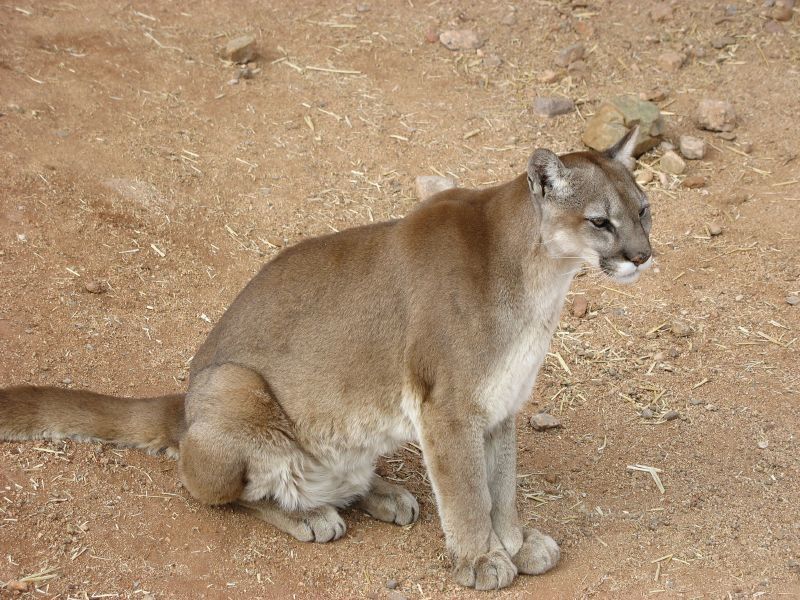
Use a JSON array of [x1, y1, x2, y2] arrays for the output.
[[627, 251, 651, 266]]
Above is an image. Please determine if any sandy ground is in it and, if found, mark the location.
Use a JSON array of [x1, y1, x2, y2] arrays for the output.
[[1, 1, 799, 598]]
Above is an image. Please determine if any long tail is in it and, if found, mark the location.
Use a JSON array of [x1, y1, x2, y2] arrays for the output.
[[0, 386, 185, 458]]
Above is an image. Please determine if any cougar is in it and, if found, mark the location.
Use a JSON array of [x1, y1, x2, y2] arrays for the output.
[[0, 127, 651, 590]]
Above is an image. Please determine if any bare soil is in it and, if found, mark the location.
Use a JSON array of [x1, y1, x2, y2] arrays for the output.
[[1, 1, 799, 598]]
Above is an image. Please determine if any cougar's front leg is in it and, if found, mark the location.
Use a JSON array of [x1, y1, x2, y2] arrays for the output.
[[418, 398, 517, 590], [486, 416, 561, 576]]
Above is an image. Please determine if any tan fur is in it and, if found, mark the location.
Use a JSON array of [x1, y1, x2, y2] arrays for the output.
[[0, 130, 651, 590]]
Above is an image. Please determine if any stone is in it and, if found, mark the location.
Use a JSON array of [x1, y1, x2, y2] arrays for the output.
[[582, 95, 665, 156], [538, 69, 561, 83], [572, 295, 588, 318], [574, 21, 595, 38], [718, 131, 737, 141], [6, 580, 28, 593], [640, 87, 669, 102], [555, 43, 584, 67], [689, 397, 705, 406], [739, 141, 753, 154], [356, 3, 370, 12], [533, 96, 575, 117], [531, 413, 561, 431], [757, 440, 769, 450], [786, 295, 800, 306], [708, 223, 723, 236], [424, 28, 439, 44], [663, 410, 680, 421], [636, 170, 654, 185], [640, 407, 654, 419], [221, 35, 257, 64], [439, 30, 483, 51], [415, 176, 456, 200], [771, 5, 793, 19], [679, 135, 706, 160], [660, 150, 686, 175], [711, 36, 737, 49], [671, 320, 692, 337], [386, 579, 399, 590], [764, 19, 786, 33], [84, 280, 108, 294], [658, 50, 685, 71], [483, 54, 502, 68], [696, 99, 737, 132], [682, 175, 707, 189], [650, 4, 673, 21]]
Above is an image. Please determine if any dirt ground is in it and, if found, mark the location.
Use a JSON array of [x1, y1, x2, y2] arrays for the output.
[[1, 0, 799, 598]]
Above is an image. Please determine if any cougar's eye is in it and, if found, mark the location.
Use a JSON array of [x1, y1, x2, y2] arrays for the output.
[[588, 217, 611, 230], [639, 206, 649, 218]]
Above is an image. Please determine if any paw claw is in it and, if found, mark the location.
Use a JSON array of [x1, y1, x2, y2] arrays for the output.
[[453, 549, 517, 590]]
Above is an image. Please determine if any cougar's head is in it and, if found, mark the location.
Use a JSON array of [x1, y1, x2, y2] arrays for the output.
[[527, 127, 652, 284]]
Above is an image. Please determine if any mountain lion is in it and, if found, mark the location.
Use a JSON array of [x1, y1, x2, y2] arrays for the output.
[[1, 127, 651, 590]]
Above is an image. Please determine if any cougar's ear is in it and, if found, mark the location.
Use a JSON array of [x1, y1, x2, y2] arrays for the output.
[[527, 149, 569, 198], [604, 124, 639, 171]]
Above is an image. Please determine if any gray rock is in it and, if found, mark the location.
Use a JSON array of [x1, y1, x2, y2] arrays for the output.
[[439, 30, 483, 51], [658, 50, 685, 71], [641, 407, 654, 419], [696, 99, 737, 132], [530, 413, 561, 431], [222, 35, 257, 64], [671, 320, 692, 337], [582, 95, 665, 156], [660, 150, 686, 175], [663, 410, 680, 421], [415, 175, 456, 200], [555, 43, 585, 67], [679, 135, 706, 160], [711, 36, 737, 49], [708, 223, 723, 236], [533, 96, 575, 117], [386, 579, 398, 590], [786, 295, 800, 306]]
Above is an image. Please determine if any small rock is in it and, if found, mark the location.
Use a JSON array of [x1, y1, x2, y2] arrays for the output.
[[572, 295, 588, 318], [696, 99, 737, 132], [530, 413, 561, 431], [483, 54, 502, 68], [739, 141, 753, 154], [640, 86, 669, 102], [660, 151, 686, 175], [415, 175, 456, 200], [636, 170, 654, 185], [533, 96, 575, 117], [711, 36, 737, 49], [764, 19, 786, 33], [663, 410, 680, 421], [658, 172, 670, 187], [538, 69, 561, 84], [679, 135, 706, 160], [658, 50, 685, 71], [671, 320, 692, 337], [689, 398, 705, 406], [62, 377, 73, 385], [659, 140, 675, 153], [424, 28, 439, 43], [84, 280, 108, 294], [555, 42, 584, 67], [543, 472, 559, 484], [386, 579, 399, 590], [653, 351, 667, 362], [718, 131, 737, 141], [707, 223, 723, 236], [771, 5, 794, 19], [582, 95, 665, 156], [705, 403, 719, 412], [757, 440, 769, 450], [356, 3, 370, 12], [439, 30, 483, 51], [574, 21, 595, 38], [221, 35, 257, 64], [650, 4, 673, 21], [786, 295, 800, 306], [6, 580, 28, 593], [682, 175, 707, 189], [640, 407, 654, 419]]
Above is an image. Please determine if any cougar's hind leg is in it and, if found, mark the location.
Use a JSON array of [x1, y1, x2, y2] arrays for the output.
[[239, 499, 346, 543]]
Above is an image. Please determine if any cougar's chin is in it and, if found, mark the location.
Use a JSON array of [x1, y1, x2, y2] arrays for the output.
[[604, 257, 652, 284]]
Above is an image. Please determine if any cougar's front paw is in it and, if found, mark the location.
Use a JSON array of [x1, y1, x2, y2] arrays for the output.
[[452, 548, 517, 590], [357, 482, 419, 526], [512, 527, 560, 575], [298, 507, 347, 543]]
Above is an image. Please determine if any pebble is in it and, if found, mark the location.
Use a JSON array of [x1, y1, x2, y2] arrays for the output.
[[356, 3, 370, 12], [555, 42, 584, 67], [663, 410, 680, 421], [640, 407, 654, 419], [538, 69, 561, 83], [757, 440, 769, 450], [574, 21, 595, 38], [6, 580, 28, 592], [771, 5, 794, 20], [582, 95, 665, 155], [764, 19, 786, 33], [84, 280, 108, 294], [786, 295, 800, 306], [671, 320, 692, 337], [439, 30, 483, 51], [532, 96, 575, 117], [705, 403, 719, 412], [711, 36, 737, 49], [658, 50, 685, 71], [62, 377, 73, 385], [483, 54, 502, 68], [708, 223, 723, 236], [739, 141, 753, 154], [653, 351, 667, 362], [636, 170, 654, 185], [530, 413, 561, 431], [679, 135, 706, 160], [640, 86, 669, 102], [658, 172, 670, 187], [660, 150, 686, 175], [415, 176, 456, 200], [572, 295, 588, 318], [718, 131, 737, 141], [689, 398, 705, 406], [386, 579, 399, 590], [682, 175, 707, 189], [424, 28, 439, 44], [221, 35, 257, 64], [696, 99, 737, 132]]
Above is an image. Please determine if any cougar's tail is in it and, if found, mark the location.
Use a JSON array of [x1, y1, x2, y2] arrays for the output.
[[0, 386, 186, 458]]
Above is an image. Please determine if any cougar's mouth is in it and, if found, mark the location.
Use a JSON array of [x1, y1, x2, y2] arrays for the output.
[[602, 257, 653, 284]]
